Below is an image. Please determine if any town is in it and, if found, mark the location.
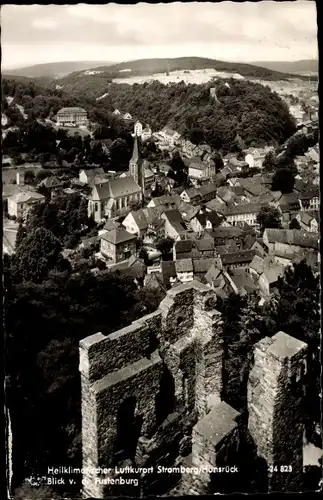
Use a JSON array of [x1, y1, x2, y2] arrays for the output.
[[2, 3, 321, 500]]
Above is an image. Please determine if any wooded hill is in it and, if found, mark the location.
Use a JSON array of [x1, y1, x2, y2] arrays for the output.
[[2, 76, 297, 154]]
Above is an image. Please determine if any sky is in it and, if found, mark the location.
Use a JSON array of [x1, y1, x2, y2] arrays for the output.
[[1, 2, 318, 69]]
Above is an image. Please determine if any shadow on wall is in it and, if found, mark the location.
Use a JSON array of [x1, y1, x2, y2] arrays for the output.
[[155, 363, 175, 426], [113, 396, 143, 464], [209, 425, 269, 494], [221, 343, 256, 413]]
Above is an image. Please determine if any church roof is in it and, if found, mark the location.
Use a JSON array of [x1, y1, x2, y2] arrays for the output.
[[92, 177, 141, 200]]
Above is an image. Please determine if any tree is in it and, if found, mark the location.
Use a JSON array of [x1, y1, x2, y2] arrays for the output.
[[156, 237, 174, 258], [271, 168, 295, 193], [256, 205, 282, 233], [109, 138, 131, 169], [138, 247, 149, 265], [14, 484, 61, 500], [189, 128, 204, 145], [13, 227, 65, 283], [15, 221, 27, 249], [77, 197, 89, 226], [262, 149, 277, 172], [268, 261, 320, 440], [289, 218, 301, 230]]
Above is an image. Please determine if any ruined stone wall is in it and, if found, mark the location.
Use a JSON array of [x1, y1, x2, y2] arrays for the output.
[[80, 281, 309, 498], [80, 281, 225, 498], [247, 331, 308, 492]]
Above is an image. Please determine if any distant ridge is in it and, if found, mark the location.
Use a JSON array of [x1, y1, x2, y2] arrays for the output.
[[57, 56, 317, 84], [2, 61, 114, 79], [251, 59, 318, 74]]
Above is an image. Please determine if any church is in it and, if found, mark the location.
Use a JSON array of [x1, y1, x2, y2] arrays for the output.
[[126, 126, 155, 191], [88, 127, 154, 222]]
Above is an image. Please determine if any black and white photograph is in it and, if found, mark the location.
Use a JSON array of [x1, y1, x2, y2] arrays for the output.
[[2, 1, 321, 499]]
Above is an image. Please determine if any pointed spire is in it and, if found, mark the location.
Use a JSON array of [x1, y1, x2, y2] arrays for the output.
[[131, 133, 140, 164]]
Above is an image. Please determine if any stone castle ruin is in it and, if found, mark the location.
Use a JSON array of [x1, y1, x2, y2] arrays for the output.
[[79, 281, 308, 497]]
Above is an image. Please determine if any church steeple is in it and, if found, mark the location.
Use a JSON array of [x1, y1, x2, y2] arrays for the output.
[[129, 133, 144, 192]]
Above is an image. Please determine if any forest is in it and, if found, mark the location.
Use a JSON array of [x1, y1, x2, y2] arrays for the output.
[[2, 77, 297, 155], [105, 79, 297, 152]]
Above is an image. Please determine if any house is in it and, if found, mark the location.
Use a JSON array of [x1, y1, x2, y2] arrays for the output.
[[244, 147, 271, 169], [227, 156, 249, 173], [249, 254, 265, 278], [159, 128, 181, 146], [88, 177, 142, 221], [173, 238, 218, 261], [113, 109, 121, 116], [39, 176, 64, 195], [122, 207, 162, 239], [263, 228, 319, 265], [208, 227, 244, 247], [79, 235, 99, 250], [216, 186, 237, 205], [143, 165, 155, 190], [79, 168, 105, 185], [305, 146, 319, 164], [100, 227, 137, 264], [147, 194, 178, 210], [141, 124, 152, 141], [144, 272, 166, 294], [123, 112, 132, 120], [277, 193, 301, 219], [122, 209, 150, 238], [101, 138, 113, 154], [299, 187, 320, 211], [190, 211, 223, 233], [7, 191, 45, 219], [181, 140, 197, 158], [296, 212, 319, 233], [193, 258, 221, 281], [204, 264, 226, 288], [56, 107, 88, 127], [187, 157, 216, 183], [175, 259, 194, 283], [160, 260, 177, 288], [220, 250, 256, 271], [258, 257, 284, 296], [224, 269, 258, 296], [180, 187, 202, 205], [102, 219, 121, 232], [198, 183, 218, 203], [161, 209, 188, 240], [205, 198, 228, 215], [176, 202, 200, 222], [224, 203, 264, 227], [238, 178, 269, 199]]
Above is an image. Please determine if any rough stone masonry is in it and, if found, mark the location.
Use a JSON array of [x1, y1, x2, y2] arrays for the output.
[[79, 280, 308, 497]]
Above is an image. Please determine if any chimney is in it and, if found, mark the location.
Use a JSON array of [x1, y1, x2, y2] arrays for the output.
[[16, 170, 25, 186]]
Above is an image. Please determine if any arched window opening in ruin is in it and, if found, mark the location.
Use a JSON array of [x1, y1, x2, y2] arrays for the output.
[[114, 396, 142, 463], [155, 364, 175, 426]]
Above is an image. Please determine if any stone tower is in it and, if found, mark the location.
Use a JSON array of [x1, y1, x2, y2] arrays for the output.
[[79, 281, 224, 498], [247, 331, 308, 492], [134, 120, 143, 137], [129, 134, 144, 193]]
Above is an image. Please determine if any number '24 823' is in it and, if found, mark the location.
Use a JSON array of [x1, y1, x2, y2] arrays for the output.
[[269, 465, 292, 473]]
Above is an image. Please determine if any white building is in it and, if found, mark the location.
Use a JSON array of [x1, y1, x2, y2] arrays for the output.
[[7, 191, 45, 218], [56, 107, 88, 127]]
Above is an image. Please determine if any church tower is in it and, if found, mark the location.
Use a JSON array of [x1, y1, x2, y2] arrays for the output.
[[129, 134, 144, 193]]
